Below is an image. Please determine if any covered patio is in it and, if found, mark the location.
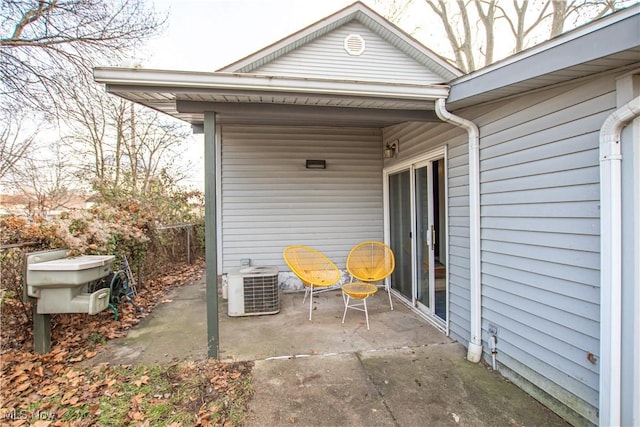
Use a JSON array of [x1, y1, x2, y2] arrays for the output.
[[87, 277, 568, 426], [92, 3, 466, 359]]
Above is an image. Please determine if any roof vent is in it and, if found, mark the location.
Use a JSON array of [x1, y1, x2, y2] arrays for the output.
[[344, 34, 365, 56]]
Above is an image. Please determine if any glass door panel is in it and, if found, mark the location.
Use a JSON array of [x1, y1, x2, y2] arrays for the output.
[[433, 159, 447, 321], [388, 170, 412, 301], [415, 165, 432, 310], [416, 159, 447, 322]]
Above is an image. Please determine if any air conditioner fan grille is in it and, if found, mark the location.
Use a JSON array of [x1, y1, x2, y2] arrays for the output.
[[243, 275, 279, 314]]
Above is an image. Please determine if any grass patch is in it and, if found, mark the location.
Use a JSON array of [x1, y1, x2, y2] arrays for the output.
[[1, 359, 253, 426]]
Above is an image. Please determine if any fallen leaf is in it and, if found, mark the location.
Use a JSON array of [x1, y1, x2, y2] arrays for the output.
[[60, 391, 78, 405], [128, 410, 145, 421], [13, 362, 35, 374], [65, 369, 82, 379], [51, 350, 69, 362], [133, 375, 149, 387], [14, 381, 31, 393], [38, 384, 60, 396], [12, 373, 30, 383]]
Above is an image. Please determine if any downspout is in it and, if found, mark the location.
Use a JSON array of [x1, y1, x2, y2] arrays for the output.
[[435, 98, 483, 363], [599, 95, 640, 427]]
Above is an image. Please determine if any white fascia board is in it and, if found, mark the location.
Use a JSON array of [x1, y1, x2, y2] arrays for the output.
[[355, 11, 462, 79], [93, 68, 450, 101], [452, 4, 640, 86]]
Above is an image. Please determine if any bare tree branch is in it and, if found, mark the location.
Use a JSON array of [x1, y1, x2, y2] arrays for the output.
[[57, 77, 191, 198], [0, 110, 39, 181], [475, 0, 499, 67], [9, 140, 77, 217], [0, 0, 166, 113], [421, 0, 627, 71], [425, 0, 475, 72]]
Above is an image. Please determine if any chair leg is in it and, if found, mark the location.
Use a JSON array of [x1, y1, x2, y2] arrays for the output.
[[363, 297, 370, 330], [308, 284, 313, 321], [341, 293, 350, 324], [342, 294, 371, 330], [386, 282, 394, 311]]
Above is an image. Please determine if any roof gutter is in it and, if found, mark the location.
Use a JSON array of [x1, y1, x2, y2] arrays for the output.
[[599, 95, 640, 427], [93, 67, 450, 101], [435, 98, 482, 363]]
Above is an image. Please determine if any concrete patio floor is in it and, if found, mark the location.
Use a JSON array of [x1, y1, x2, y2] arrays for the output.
[[89, 277, 570, 426]]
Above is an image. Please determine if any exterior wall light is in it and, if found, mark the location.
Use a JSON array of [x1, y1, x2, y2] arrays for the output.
[[306, 159, 326, 169], [384, 140, 399, 159]]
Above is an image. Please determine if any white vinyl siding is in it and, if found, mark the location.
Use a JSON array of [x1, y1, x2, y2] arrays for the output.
[[471, 74, 617, 426], [383, 121, 470, 343], [220, 125, 383, 273], [254, 22, 446, 84]]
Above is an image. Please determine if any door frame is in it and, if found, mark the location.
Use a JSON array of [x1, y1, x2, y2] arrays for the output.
[[383, 146, 449, 334]]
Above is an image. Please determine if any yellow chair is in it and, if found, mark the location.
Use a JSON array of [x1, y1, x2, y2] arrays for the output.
[[342, 241, 395, 329], [283, 245, 341, 321]]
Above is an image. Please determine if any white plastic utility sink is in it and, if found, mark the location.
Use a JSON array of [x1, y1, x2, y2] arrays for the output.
[[27, 255, 115, 287], [26, 250, 115, 315]]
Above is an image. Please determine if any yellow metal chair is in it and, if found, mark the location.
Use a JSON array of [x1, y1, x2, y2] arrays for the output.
[[283, 245, 341, 321], [342, 241, 395, 329]]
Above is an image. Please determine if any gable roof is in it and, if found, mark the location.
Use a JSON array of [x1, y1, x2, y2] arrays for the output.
[[448, 3, 640, 109], [218, 1, 462, 82], [93, 2, 454, 128]]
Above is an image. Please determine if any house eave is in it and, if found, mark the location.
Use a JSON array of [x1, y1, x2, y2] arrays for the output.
[[94, 68, 449, 101], [448, 4, 640, 109], [93, 67, 449, 127]]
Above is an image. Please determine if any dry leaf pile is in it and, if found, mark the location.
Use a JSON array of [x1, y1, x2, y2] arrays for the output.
[[0, 259, 254, 426]]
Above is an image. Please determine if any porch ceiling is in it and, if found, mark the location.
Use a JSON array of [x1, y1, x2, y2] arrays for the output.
[[94, 68, 448, 127]]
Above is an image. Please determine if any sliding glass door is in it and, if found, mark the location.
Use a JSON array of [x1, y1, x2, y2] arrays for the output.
[[387, 151, 447, 326], [388, 170, 412, 301]]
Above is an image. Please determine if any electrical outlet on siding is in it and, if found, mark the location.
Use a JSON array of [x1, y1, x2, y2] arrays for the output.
[[488, 324, 498, 336]]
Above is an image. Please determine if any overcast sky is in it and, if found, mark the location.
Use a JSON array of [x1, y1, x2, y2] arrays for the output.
[[144, 0, 356, 71]]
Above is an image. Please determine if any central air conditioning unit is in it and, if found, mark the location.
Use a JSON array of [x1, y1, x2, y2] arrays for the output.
[[227, 266, 280, 317]]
